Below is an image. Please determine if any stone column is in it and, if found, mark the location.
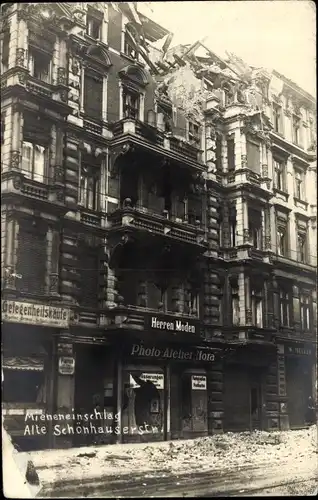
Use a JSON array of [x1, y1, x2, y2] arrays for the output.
[[207, 360, 224, 434], [53, 332, 75, 448], [244, 274, 252, 326], [60, 230, 79, 304], [264, 205, 272, 251], [238, 271, 246, 326], [47, 225, 60, 297], [64, 134, 80, 208], [277, 344, 289, 430]]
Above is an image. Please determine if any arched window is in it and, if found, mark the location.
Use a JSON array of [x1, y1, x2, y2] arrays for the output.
[[119, 65, 149, 121]]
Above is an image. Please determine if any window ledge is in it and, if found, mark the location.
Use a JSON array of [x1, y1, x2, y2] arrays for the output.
[[120, 52, 144, 67], [294, 197, 308, 207], [273, 187, 289, 198]]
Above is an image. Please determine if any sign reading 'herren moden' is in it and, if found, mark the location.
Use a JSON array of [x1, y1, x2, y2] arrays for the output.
[[149, 315, 198, 334], [1, 300, 70, 328]]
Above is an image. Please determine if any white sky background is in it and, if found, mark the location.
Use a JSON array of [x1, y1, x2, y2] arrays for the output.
[[138, 0, 316, 97]]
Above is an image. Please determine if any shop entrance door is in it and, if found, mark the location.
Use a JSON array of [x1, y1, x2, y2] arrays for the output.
[[250, 379, 262, 430], [286, 358, 310, 428]]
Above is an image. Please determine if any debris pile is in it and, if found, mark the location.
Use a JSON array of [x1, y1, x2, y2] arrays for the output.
[[27, 425, 317, 487]]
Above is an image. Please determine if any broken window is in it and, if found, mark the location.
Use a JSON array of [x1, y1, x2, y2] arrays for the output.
[[16, 225, 47, 294], [272, 103, 283, 134], [79, 164, 100, 211], [123, 89, 140, 120], [86, 10, 102, 40], [280, 290, 291, 327], [292, 114, 301, 146], [248, 208, 262, 249], [251, 289, 263, 328], [297, 231, 308, 263], [124, 31, 138, 60], [22, 142, 47, 183], [1, 30, 9, 73], [28, 47, 51, 83], [294, 168, 305, 200], [246, 140, 260, 173], [273, 158, 286, 191], [300, 294, 310, 330], [188, 121, 200, 147]]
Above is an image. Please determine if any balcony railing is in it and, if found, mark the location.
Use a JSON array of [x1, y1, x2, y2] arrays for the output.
[[111, 119, 202, 163], [109, 202, 206, 247]]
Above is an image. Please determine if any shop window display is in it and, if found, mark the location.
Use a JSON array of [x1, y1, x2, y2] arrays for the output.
[[122, 369, 164, 438]]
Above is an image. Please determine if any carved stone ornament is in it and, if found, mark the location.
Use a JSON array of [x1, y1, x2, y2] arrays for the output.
[[54, 165, 64, 183], [241, 154, 247, 168], [57, 67, 67, 86], [49, 273, 59, 294], [71, 58, 80, 76], [243, 228, 250, 243], [18, 72, 28, 85], [13, 176, 22, 190], [11, 150, 21, 169], [16, 48, 25, 67]]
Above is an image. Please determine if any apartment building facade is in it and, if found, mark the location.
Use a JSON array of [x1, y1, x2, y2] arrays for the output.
[[1, 3, 316, 451]]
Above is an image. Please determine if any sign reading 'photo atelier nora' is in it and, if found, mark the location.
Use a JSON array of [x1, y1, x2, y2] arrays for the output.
[[130, 344, 215, 362], [1, 300, 70, 328]]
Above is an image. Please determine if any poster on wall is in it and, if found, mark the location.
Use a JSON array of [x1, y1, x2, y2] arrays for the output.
[[58, 356, 75, 375], [129, 373, 164, 389], [191, 375, 207, 390]]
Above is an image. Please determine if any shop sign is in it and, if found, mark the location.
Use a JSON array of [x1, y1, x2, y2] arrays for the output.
[[146, 315, 199, 335], [58, 356, 75, 375], [2, 300, 70, 328], [129, 373, 164, 390], [130, 344, 215, 362], [286, 345, 312, 356], [191, 375, 207, 390]]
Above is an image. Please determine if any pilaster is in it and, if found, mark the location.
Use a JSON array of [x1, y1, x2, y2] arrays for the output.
[[207, 360, 224, 434]]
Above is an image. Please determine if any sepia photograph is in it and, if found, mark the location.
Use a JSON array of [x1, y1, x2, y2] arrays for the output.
[[1, 0, 317, 497]]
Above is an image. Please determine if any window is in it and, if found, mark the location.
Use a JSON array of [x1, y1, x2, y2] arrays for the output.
[[1, 30, 9, 73], [272, 103, 282, 134], [273, 159, 285, 191], [16, 226, 46, 294], [246, 140, 260, 173], [124, 31, 137, 60], [79, 165, 99, 211], [277, 226, 288, 256], [297, 232, 307, 263], [280, 290, 290, 327], [188, 121, 200, 147], [2, 370, 45, 403], [28, 47, 51, 83], [224, 87, 234, 106], [123, 89, 140, 120], [292, 114, 301, 145], [294, 169, 305, 200], [248, 209, 262, 249], [300, 294, 310, 330], [227, 137, 235, 172], [84, 72, 103, 120], [21, 141, 46, 182], [86, 12, 102, 40], [231, 286, 240, 325], [215, 135, 222, 172], [78, 246, 99, 308], [251, 289, 263, 328]]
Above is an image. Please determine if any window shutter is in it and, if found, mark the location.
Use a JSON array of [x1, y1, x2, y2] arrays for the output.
[[17, 228, 46, 294], [84, 73, 103, 120]]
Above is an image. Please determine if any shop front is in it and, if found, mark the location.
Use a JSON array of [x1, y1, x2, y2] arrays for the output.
[[284, 342, 315, 429], [223, 344, 276, 432], [1, 299, 72, 451], [119, 339, 219, 443]]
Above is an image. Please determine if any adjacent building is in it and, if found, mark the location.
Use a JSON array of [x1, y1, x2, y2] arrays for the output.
[[1, 2, 316, 451]]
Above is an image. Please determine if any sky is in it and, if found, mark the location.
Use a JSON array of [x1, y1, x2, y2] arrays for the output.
[[137, 0, 316, 97]]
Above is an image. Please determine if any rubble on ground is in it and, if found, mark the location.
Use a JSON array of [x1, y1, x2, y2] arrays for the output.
[[25, 425, 317, 487]]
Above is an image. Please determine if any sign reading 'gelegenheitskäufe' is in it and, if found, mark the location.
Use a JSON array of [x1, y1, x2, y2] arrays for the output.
[[1, 300, 70, 328]]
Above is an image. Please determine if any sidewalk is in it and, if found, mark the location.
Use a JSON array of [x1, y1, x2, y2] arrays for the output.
[[24, 424, 317, 497]]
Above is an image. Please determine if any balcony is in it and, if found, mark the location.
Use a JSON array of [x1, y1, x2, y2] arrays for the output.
[[108, 200, 207, 250], [105, 305, 202, 343], [1, 67, 71, 116], [275, 325, 316, 343], [272, 252, 317, 273], [1, 169, 66, 214], [220, 245, 272, 265], [110, 119, 203, 171], [222, 326, 276, 345]]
